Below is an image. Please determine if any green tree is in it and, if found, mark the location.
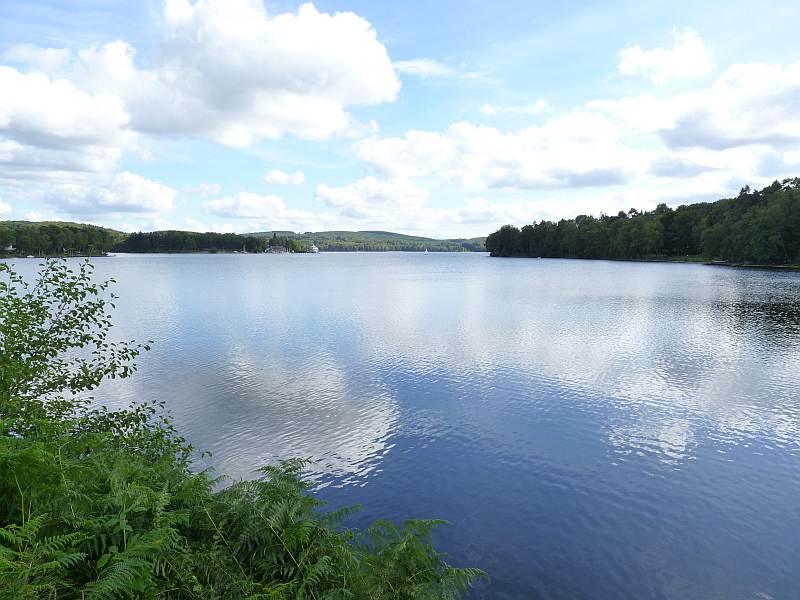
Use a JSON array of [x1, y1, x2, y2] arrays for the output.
[[485, 225, 521, 257], [486, 179, 800, 265]]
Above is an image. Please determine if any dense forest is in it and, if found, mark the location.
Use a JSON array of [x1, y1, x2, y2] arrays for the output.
[[117, 230, 270, 253], [250, 230, 486, 252], [486, 179, 800, 265], [0, 221, 123, 256]]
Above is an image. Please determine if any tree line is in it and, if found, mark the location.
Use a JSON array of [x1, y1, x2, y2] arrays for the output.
[[117, 230, 270, 253], [0, 221, 122, 256], [0, 226, 308, 256], [485, 179, 800, 265]]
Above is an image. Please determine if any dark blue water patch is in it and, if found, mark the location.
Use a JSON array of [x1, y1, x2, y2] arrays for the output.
[[313, 359, 800, 599]]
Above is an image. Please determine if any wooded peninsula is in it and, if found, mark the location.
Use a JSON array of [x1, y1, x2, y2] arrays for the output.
[[486, 179, 800, 266]]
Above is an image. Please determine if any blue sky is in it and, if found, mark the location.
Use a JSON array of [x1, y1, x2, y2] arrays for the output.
[[1, 0, 799, 237]]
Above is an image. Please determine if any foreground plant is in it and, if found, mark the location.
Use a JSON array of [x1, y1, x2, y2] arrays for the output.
[[0, 260, 485, 599]]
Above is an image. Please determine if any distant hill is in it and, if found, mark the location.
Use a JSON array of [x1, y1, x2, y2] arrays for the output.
[[249, 230, 486, 252]]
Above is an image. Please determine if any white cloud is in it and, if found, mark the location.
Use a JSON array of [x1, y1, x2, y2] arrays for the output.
[[427, 197, 543, 227], [354, 114, 640, 191], [47, 171, 176, 215], [0, 0, 400, 193], [315, 176, 429, 220], [589, 59, 800, 155], [480, 100, 550, 116], [264, 169, 305, 185], [205, 193, 285, 219], [618, 28, 714, 84], [0, 200, 11, 215], [312, 177, 557, 236], [66, 1, 399, 145], [661, 61, 800, 150], [393, 58, 455, 78], [0, 66, 134, 179], [354, 53, 800, 207], [204, 191, 335, 231]]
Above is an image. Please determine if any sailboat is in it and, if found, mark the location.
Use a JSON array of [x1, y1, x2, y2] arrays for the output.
[[424, 248, 429, 254]]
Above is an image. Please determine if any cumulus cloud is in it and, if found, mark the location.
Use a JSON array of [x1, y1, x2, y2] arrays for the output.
[[0, 200, 11, 216], [192, 174, 544, 236], [660, 61, 800, 150], [589, 59, 800, 157], [204, 191, 336, 231], [354, 113, 641, 191], [353, 51, 800, 206], [315, 176, 429, 219], [0, 66, 133, 179], [46, 171, 176, 215], [0, 0, 400, 191], [205, 193, 286, 219], [428, 197, 543, 226], [264, 169, 305, 185], [393, 58, 455, 78], [311, 177, 565, 236], [0, 0, 405, 230], [618, 28, 714, 84], [66, 1, 399, 146]]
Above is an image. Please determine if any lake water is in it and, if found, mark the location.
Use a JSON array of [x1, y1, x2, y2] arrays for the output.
[[11, 252, 800, 599]]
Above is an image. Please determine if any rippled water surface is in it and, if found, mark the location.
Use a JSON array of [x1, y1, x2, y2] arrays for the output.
[[15, 253, 800, 599]]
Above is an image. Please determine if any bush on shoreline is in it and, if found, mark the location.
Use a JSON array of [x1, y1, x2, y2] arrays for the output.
[[0, 260, 484, 599]]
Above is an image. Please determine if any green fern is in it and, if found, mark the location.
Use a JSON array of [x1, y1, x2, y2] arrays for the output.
[[0, 513, 87, 599]]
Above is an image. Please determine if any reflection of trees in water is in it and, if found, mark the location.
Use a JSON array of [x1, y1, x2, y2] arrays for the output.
[[716, 295, 800, 348]]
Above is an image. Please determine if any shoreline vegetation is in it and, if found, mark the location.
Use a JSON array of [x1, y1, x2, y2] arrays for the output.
[[0, 259, 485, 598], [486, 179, 800, 268], [0, 222, 486, 257]]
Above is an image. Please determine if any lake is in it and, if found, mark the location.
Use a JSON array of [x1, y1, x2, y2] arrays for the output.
[[12, 252, 800, 599]]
